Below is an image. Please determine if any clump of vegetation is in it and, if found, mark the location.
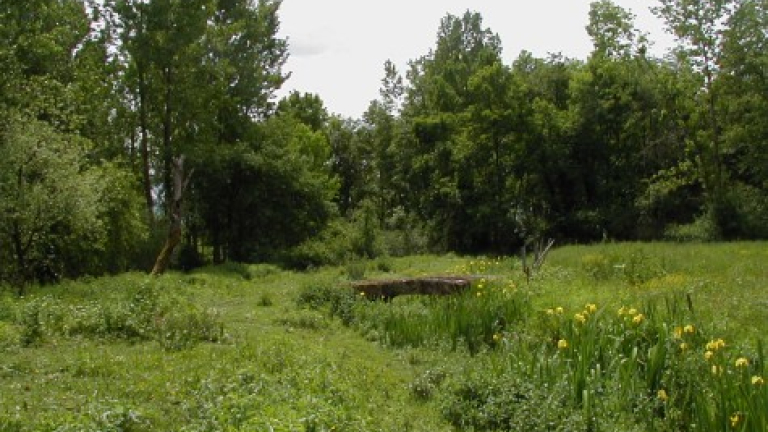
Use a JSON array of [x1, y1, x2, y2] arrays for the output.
[[8, 278, 225, 351], [439, 294, 767, 431], [354, 278, 530, 354], [297, 281, 358, 326]]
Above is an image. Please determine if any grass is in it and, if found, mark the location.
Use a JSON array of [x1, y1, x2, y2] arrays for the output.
[[0, 243, 766, 430]]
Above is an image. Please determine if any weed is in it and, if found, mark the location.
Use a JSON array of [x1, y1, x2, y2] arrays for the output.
[[257, 293, 274, 307], [345, 260, 367, 281], [410, 368, 447, 401], [276, 310, 329, 331]]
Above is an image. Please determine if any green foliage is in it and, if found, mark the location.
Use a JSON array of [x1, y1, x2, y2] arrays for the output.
[[344, 261, 368, 281], [0, 114, 99, 284], [664, 214, 720, 242], [9, 278, 224, 351], [441, 372, 590, 431], [0, 244, 767, 430], [354, 278, 531, 354], [281, 220, 352, 269], [440, 295, 766, 432], [192, 115, 337, 263]]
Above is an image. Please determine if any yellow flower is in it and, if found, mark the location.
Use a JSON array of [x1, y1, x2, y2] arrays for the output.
[[684, 324, 695, 334], [680, 343, 689, 352], [585, 303, 597, 314], [555, 307, 564, 315], [673, 327, 683, 339], [546, 309, 555, 315], [628, 308, 638, 316], [558, 339, 568, 350], [730, 413, 741, 428], [618, 306, 627, 316], [706, 338, 726, 351], [752, 376, 764, 386], [735, 357, 749, 368], [657, 389, 668, 402], [712, 365, 723, 376], [476, 291, 483, 297], [632, 314, 645, 324], [574, 313, 587, 324], [704, 351, 714, 361], [493, 333, 502, 342]]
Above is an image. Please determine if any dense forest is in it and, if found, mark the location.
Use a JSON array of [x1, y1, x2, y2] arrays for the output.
[[1, 0, 767, 286]]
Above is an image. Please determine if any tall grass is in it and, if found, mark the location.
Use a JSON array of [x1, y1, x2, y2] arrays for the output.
[[440, 294, 767, 431], [350, 278, 530, 354]]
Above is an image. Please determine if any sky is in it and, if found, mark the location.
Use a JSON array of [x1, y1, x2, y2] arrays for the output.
[[276, 0, 676, 119]]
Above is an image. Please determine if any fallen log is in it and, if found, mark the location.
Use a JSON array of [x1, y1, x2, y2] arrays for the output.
[[351, 276, 473, 300]]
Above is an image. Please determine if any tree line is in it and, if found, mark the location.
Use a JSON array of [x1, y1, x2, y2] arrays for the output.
[[1, 0, 767, 286]]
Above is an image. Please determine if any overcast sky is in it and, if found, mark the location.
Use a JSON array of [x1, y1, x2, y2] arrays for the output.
[[276, 1, 676, 118]]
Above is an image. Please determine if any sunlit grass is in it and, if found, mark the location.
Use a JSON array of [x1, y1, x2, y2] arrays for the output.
[[1, 242, 766, 430]]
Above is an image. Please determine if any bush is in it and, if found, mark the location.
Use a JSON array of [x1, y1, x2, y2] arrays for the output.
[[349, 200, 384, 259], [345, 260, 367, 281], [580, 254, 616, 280], [177, 243, 205, 271], [155, 305, 225, 351], [664, 214, 719, 242], [281, 221, 350, 269], [215, 261, 255, 280], [11, 280, 225, 351], [440, 373, 590, 431], [296, 282, 357, 326]]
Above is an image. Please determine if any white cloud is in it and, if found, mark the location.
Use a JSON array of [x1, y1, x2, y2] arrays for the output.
[[277, 0, 674, 118]]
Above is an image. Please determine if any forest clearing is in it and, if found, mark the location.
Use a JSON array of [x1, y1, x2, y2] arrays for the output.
[[2, 0, 768, 429], [1, 242, 767, 431]]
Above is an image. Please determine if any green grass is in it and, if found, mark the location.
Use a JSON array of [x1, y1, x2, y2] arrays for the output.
[[0, 243, 766, 430]]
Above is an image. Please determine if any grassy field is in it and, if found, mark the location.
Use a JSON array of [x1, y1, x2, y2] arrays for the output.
[[0, 242, 766, 431]]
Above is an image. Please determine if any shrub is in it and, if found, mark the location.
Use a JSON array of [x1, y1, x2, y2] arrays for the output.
[[344, 260, 367, 281], [275, 310, 329, 331], [410, 368, 447, 401], [177, 243, 205, 271], [10, 280, 225, 351], [257, 293, 274, 307], [281, 221, 350, 269], [580, 253, 616, 280], [296, 282, 357, 326], [216, 261, 254, 280], [664, 214, 719, 242], [155, 306, 225, 351]]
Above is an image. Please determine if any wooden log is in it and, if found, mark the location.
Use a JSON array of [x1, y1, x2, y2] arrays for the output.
[[351, 276, 473, 300]]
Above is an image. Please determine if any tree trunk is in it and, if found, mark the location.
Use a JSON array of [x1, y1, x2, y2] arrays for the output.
[[138, 61, 154, 226], [151, 156, 193, 276], [162, 66, 174, 215]]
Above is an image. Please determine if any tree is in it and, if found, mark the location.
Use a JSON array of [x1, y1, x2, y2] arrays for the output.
[[277, 91, 329, 132], [399, 11, 508, 252], [0, 0, 150, 286], [716, 0, 768, 237], [654, 0, 735, 234], [587, 0, 647, 59], [192, 115, 336, 262], [0, 115, 98, 289]]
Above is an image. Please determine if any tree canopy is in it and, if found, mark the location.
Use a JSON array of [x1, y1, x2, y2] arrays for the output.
[[1, 0, 767, 285]]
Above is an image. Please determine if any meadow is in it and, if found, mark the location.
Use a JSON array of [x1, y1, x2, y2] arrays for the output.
[[0, 242, 766, 431]]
